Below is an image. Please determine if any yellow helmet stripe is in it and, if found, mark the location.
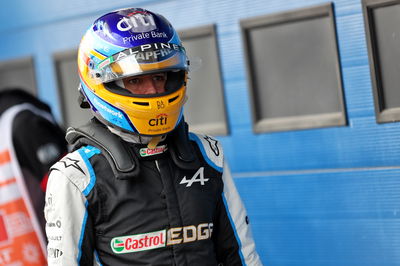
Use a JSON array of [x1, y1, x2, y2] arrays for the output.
[[90, 49, 107, 61]]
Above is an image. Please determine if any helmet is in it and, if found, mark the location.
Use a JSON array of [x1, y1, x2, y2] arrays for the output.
[[77, 7, 189, 136]]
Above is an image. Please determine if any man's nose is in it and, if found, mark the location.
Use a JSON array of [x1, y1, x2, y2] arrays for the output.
[[142, 77, 157, 94]]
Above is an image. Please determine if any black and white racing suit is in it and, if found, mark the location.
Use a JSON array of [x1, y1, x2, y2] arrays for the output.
[[44, 120, 262, 266]]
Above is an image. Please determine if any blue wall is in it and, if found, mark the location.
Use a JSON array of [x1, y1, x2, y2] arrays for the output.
[[2, 0, 400, 265]]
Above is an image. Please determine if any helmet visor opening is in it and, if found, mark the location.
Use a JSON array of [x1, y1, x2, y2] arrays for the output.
[[104, 70, 186, 98], [91, 43, 188, 84]]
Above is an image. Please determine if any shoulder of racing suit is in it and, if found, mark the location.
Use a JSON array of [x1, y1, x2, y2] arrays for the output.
[[65, 118, 139, 180], [65, 117, 225, 177], [50, 132, 224, 197], [49, 145, 101, 196], [188, 132, 224, 173]]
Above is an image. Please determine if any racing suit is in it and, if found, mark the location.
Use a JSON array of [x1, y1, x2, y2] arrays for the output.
[[0, 89, 67, 233], [44, 118, 262, 265]]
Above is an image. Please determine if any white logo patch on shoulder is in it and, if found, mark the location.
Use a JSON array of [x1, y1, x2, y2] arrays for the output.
[[190, 133, 224, 172], [60, 157, 85, 174], [204, 136, 219, 156], [179, 167, 209, 187]]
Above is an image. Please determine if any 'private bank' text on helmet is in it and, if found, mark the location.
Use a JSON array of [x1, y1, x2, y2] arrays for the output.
[[77, 7, 189, 136]]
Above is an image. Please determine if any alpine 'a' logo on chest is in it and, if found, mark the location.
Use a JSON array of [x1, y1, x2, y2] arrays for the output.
[[179, 167, 209, 187]]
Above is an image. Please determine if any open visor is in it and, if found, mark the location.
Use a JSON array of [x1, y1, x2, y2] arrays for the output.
[[91, 43, 188, 84]]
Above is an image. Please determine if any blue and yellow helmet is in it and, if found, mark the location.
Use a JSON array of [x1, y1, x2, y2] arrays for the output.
[[77, 7, 189, 136]]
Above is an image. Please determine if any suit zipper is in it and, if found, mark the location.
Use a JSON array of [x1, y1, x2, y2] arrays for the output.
[[155, 159, 161, 172]]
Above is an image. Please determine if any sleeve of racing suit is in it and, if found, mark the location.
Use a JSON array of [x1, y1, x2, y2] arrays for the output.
[[44, 167, 95, 265], [214, 162, 263, 266]]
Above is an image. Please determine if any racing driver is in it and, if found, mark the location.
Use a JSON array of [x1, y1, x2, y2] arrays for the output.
[[44, 7, 263, 266]]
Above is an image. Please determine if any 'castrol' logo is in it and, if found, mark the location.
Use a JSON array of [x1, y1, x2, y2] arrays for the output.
[[111, 229, 166, 254], [140, 145, 168, 157]]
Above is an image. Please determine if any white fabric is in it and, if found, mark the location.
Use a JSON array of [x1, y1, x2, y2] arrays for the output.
[[0, 162, 13, 182], [222, 163, 263, 266], [0, 183, 20, 204], [191, 133, 223, 170], [45, 147, 100, 265], [0, 103, 52, 255]]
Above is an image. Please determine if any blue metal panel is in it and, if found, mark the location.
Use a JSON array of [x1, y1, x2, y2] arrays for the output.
[[1, 0, 400, 265], [235, 168, 400, 265]]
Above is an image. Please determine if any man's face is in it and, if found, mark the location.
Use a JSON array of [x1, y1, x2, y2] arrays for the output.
[[122, 73, 167, 95]]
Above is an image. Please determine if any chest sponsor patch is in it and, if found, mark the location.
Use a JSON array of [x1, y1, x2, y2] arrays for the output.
[[139, 144, 167, 157], [111, 229, 166, 254], [110, 223, 213, 254]]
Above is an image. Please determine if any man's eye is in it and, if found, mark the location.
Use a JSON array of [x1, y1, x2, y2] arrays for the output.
[[128, 78, 140, 84], [152, 75, 166, 82]]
